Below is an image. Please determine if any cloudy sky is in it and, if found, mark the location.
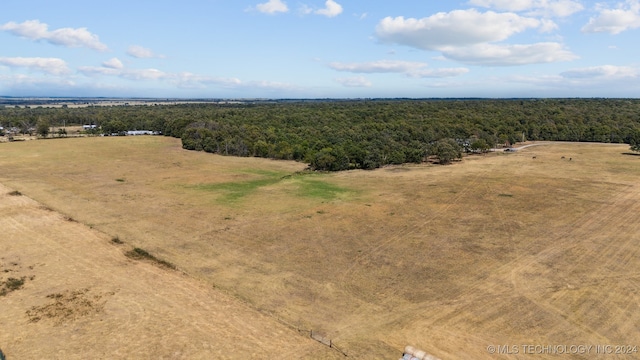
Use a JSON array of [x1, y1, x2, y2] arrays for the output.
[[1, 0, 639, 98]]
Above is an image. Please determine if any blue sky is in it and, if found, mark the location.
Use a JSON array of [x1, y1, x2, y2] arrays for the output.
[[1, 0, 639, 98]]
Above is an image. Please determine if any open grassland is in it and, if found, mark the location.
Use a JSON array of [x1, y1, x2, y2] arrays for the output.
[[1, 136, 640, 359]]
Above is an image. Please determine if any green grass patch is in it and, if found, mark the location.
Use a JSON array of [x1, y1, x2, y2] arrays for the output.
[[189, 168, 290, 203], [189, 169, 352, 203], [296, 179, 350, 199], [238, 168, 286, 177], [194, 177, 281, 202]]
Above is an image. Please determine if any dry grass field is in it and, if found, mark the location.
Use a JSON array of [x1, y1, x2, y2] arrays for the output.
[[1, 136, 639, 359]]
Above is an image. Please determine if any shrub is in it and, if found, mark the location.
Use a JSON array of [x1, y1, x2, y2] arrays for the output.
[[125, 247, 176, 270], [111, 236, 123, 244]]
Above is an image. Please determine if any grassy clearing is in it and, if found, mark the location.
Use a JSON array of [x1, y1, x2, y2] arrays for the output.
[[193, 177, 281, 202], [190, 169, 353, 203], [294, 178, 350, 199]]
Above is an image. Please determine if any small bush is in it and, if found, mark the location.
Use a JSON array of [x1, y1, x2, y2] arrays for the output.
[[126, 247, 152, 259], [125, 247, 176, 270], [1, 276, 26, 296], [5, 277, 25, 290], [8, 190, 22, 196], [111, 236, 123, 244]]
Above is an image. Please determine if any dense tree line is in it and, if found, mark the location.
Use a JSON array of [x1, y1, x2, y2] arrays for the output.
[[1, 99, 639, 170]]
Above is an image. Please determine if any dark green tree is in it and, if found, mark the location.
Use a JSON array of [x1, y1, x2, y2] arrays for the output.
[[36, 118, 50, 138], [629, 129, 640, 152], [428, 138, 463, 164], [470, 138, 490, 153], [102, 120, 127, 135]]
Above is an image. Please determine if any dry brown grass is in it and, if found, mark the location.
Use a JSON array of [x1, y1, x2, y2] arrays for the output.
[[1, 137, 639, 359]]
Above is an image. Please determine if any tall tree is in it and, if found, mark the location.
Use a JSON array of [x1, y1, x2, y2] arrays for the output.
[[428, 138, 462, 164], [36, 118, 50, 138]]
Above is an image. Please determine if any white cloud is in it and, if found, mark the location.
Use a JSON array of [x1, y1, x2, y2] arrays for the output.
[[127, 45, 164, 59], [375, 10, 542, 50], [120, 68, 167, 81], [410, 68, 471, 78], [248, 80, 298, 91], [539, 18, 559, 32], [256, 0, 289, 14], [77, 63, 295, 93], [315, 0, 343, 17], [541, 0, 585, 17], [299, 4, 313, 15], [77, 66, 120, 77], [329, 60, 469, 78], [103, 58, 124, 69], [0, 57, 70, 75], [0, 20, 108, 51], [510, 65, 640, 94], [0, 73, 76, 89], [330, 60, 430, 74], [178, 75, 297, 91], [174, 72, 243, 88], [560, 65, 638, 79], [441, 42, 578, 66], [79, 65, 169, 81], [582, 1, 640, 34], [335, 76, 372, 87], [468, 0, 584, 17], [375, 9, 578, 66]]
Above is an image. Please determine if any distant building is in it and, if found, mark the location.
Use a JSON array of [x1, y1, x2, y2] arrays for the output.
[[126, 130, 160, 136]]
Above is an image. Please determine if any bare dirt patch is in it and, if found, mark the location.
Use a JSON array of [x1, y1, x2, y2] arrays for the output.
[[26, 288, 112, 325]]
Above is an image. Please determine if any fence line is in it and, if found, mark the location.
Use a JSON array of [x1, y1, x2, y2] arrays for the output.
[[251, 308, 348, 357], [310, 330, 348, 357]]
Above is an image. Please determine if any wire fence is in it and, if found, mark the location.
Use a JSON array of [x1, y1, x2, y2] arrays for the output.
[[271, 313, 348, 357]]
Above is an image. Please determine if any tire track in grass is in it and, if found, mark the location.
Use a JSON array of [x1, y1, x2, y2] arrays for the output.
[[334, 166, 492, 339], [502, 183, 640, 344]]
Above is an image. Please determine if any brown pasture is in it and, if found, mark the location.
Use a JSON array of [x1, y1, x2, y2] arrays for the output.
[[1, 137, 640, 359]]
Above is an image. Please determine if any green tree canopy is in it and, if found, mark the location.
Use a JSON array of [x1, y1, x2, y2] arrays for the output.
[[36, 118, 50, 138], [428, 138, 463, 164]]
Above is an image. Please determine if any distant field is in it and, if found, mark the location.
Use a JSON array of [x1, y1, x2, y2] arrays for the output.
[[1, 136, 639, 359]]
